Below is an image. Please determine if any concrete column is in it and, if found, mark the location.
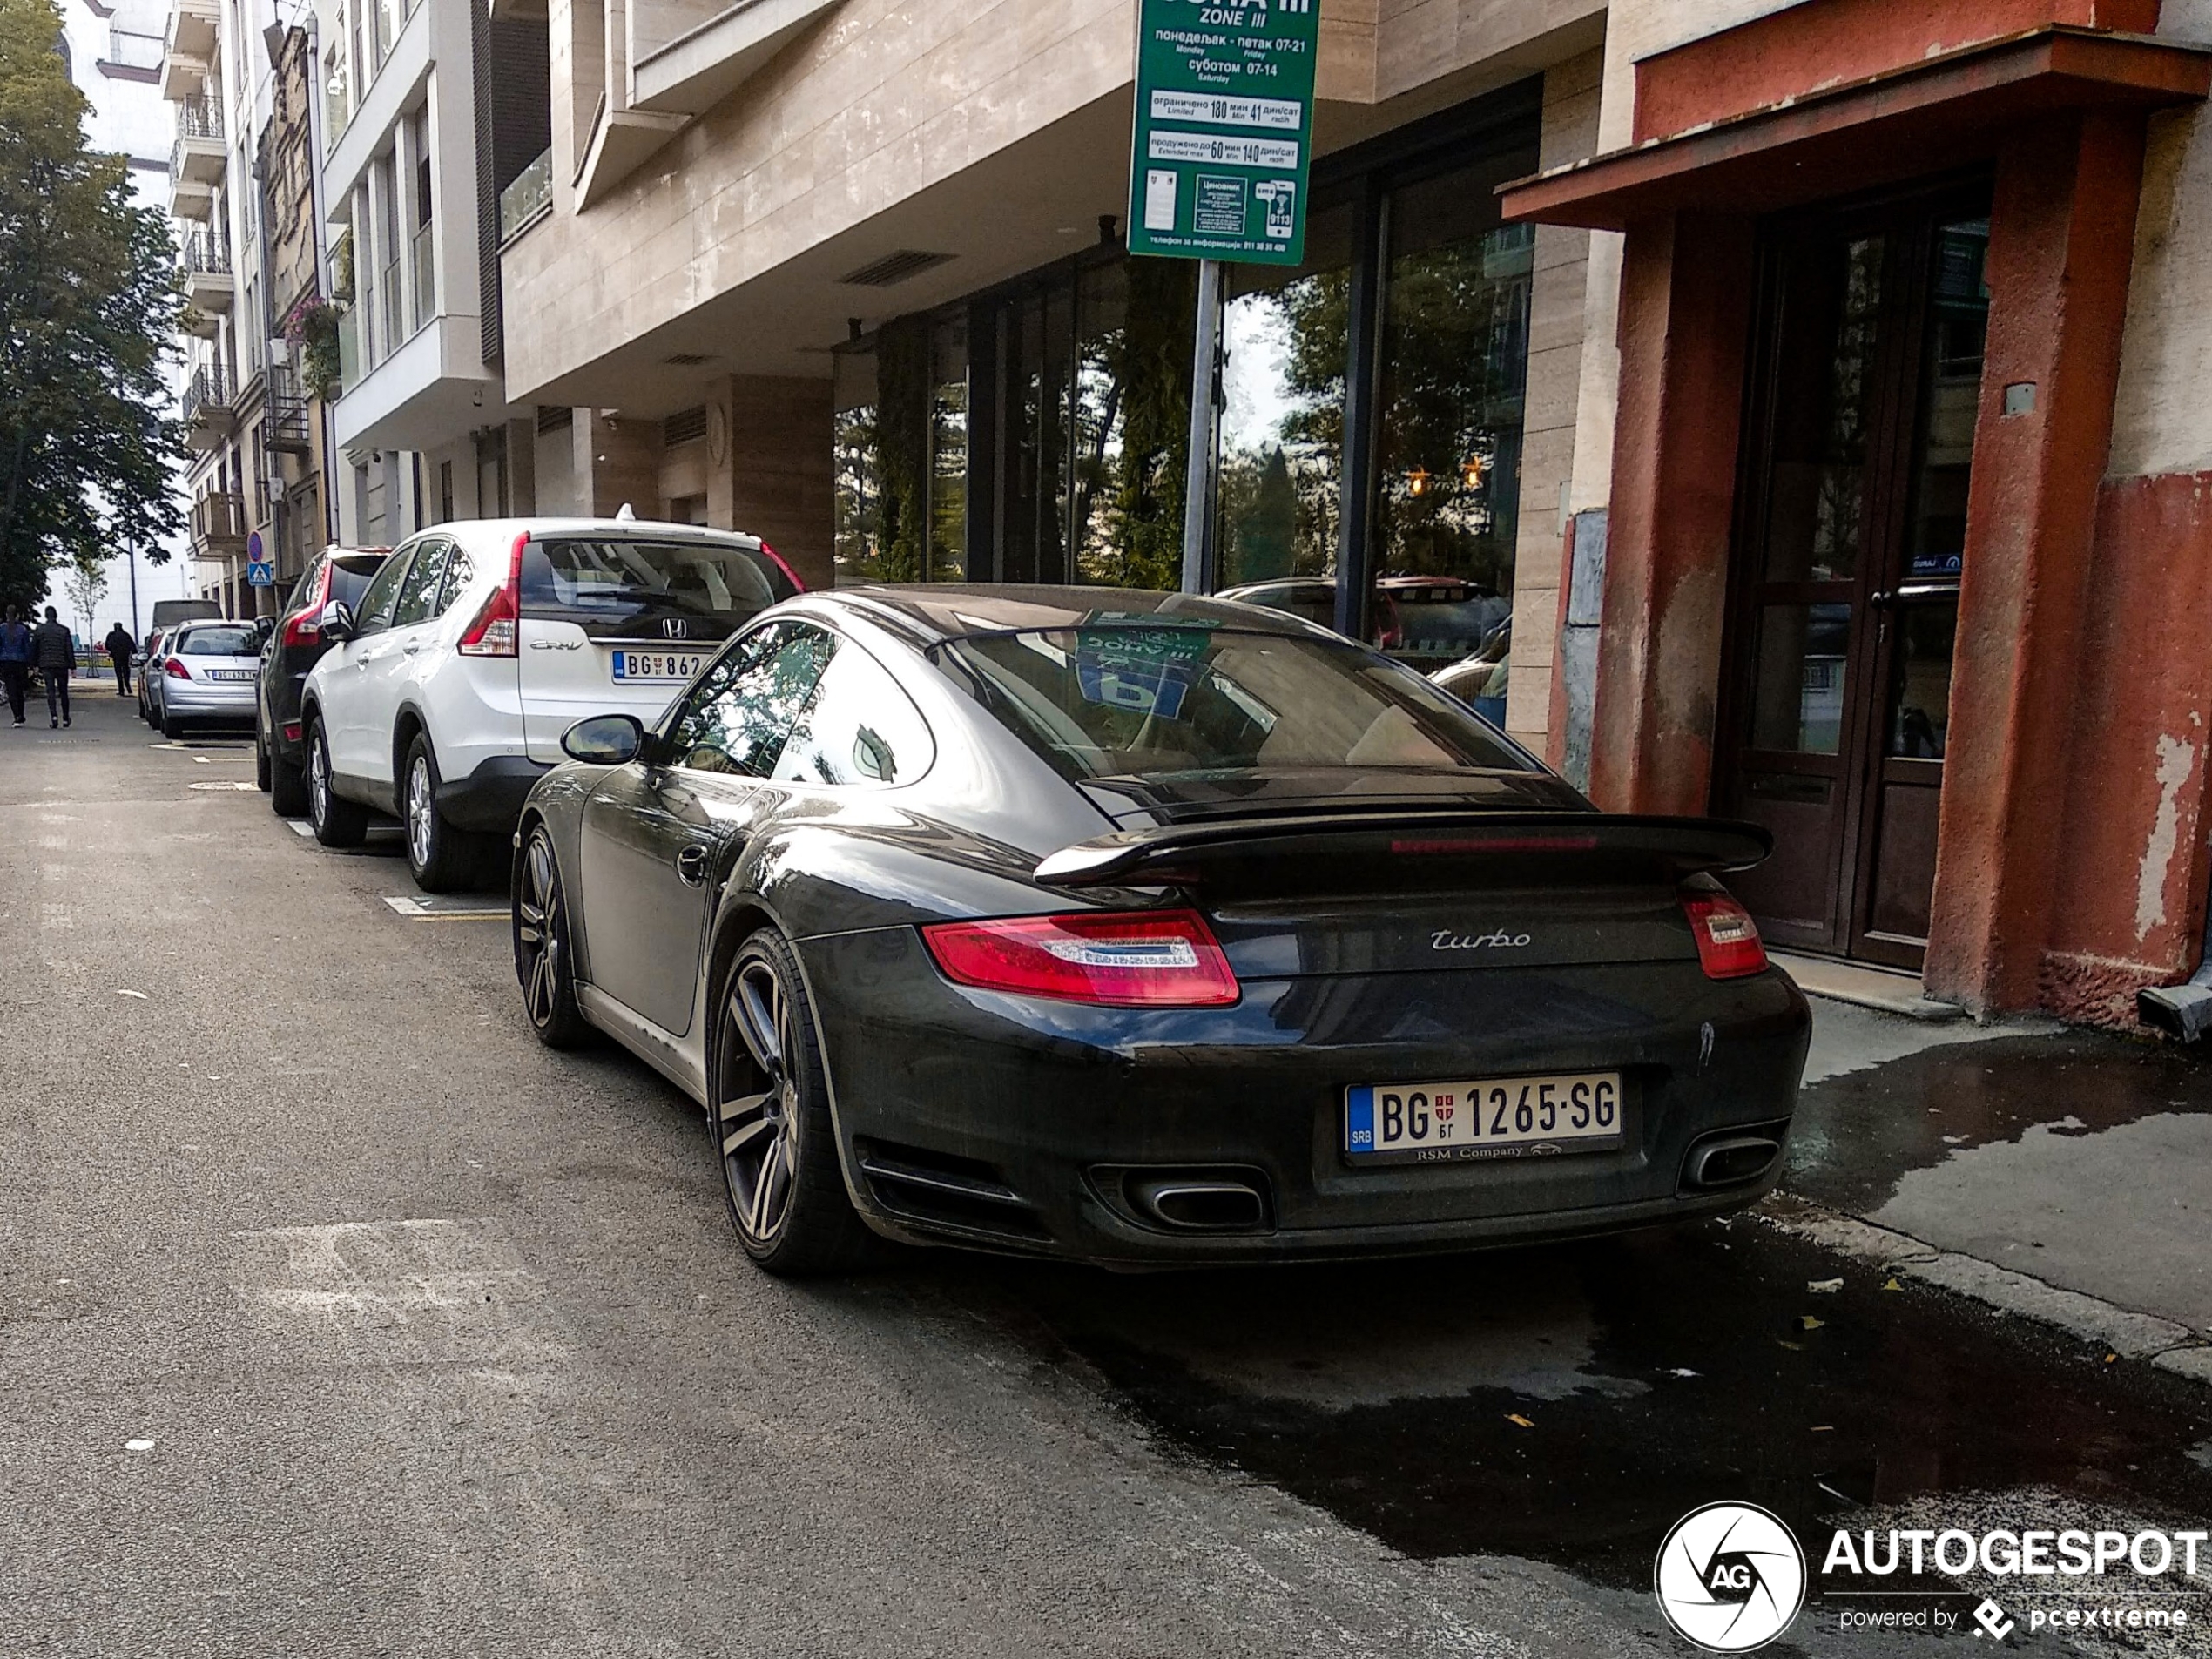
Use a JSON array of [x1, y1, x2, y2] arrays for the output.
[[1923, 111, 2150, 1011], [713, 375, 835, 591], [581, 408, 658, 518], [1583, 211, 1757, 816]]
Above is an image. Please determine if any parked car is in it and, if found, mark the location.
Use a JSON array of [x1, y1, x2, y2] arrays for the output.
[[1432, 615, 1513, 725], [1215, 576, 1507, 668], [151, 619, 266, 738], [509, 585, 1809, 1278], [135, 628, 169, 725], [255, 547, 392, 816], [300, 516, 802, 892]]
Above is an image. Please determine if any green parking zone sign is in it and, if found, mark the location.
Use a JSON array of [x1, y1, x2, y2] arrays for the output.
[[1126, 0, 1319, 266]]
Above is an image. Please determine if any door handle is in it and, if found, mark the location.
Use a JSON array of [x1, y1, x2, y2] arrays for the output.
[[675, 845, 710, 887], [401, 644, 420, 654]]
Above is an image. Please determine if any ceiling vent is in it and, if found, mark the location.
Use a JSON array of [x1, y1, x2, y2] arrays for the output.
[[663, 406, 708, 446], [837, 249, 955, 288], [663, 352, 715, 367]]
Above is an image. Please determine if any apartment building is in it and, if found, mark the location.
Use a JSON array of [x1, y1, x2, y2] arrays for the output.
[[314, 0, 515, 544], [160, 0, 339, 617], [481, 0, 2209, 1028]]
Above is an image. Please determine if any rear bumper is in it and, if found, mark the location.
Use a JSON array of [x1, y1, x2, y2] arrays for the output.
[[436, 755, 553, 832], [796, 929, 1811, 1267], [160, 681, 257, 718]]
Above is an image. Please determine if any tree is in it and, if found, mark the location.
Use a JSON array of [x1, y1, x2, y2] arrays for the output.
[[0, 0, 183, 614], [61, 550, 106, 639]]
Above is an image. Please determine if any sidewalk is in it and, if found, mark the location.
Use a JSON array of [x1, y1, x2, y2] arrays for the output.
[[1771, 986, 2212, 1384]]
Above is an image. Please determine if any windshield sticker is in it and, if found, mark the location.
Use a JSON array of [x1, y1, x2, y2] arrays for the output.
[[1072, 628, 1214, 720]]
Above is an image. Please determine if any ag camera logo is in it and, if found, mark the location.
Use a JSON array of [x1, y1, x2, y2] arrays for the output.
[[1656, 1502, 1808, 1652]]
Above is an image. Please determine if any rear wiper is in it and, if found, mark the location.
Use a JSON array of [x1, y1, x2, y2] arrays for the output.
[[573, 584, 716, 613]]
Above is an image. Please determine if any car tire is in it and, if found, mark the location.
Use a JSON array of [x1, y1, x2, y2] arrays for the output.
[[512, 825, 590, 1049], [269, 752, 308, 817], [401, 734, 482, 894], [307, 720, 368, 848], [711, 929, 873, 1278], [160, 710, 186, 740], [254, 729, 273, 792]]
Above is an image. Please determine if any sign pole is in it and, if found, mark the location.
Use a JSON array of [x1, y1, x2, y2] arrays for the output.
[[1180, 257, 1224, 596]]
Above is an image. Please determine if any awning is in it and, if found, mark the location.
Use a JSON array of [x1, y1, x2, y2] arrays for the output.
[[1501, 27, 2209, 231]]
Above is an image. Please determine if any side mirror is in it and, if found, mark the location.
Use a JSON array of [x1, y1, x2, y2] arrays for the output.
[[254, 614, 276, 640], [563, 713, 646, 765], [319, 601, 355, 644]]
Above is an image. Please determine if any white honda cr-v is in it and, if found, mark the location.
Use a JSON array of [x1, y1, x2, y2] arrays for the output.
[[300, 516, 802, 891]]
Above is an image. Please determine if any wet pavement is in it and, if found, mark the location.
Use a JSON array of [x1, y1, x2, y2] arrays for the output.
[[1789, 1029, 2212, 1333], [10, 694, 2212, 1656]]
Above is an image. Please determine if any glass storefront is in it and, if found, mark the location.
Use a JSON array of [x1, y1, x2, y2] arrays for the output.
[[831, 85, 1541, 658]]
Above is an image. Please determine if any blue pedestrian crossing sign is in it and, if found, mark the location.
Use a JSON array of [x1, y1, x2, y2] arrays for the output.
[[247, 560, 275, 586]]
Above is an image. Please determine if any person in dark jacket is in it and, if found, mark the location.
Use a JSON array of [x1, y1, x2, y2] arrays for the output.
[[105, 621, 135, 696], [30, 606, 74, 728], [0, 606, 30, 727]]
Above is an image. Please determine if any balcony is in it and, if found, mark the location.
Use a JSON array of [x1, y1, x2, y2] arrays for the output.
[[264, 366, 313, 454], [100, 24, 165, 83], [182, 365, 235, 452], [160, 0, 218, 100], [190, 490, 248, 553], [172, 97, 225, 184], [409, 224, 435, 334], [497, 148, 552, 246], [179, 232, 233, 322]]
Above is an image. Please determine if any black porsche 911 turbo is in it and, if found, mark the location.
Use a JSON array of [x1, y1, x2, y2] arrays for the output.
[[511, 585, 1811, 1276]]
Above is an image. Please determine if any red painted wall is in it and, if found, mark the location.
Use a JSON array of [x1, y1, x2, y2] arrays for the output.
[[2036, 471, 2212, 1025], [1633, 0, 2163, 145]]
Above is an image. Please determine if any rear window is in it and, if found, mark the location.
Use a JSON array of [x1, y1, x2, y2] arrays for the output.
[[178, 625, 260, 657], [330, 555, 387, 609], [521, 537, 795, 631], [934, 625, 1534, 782]]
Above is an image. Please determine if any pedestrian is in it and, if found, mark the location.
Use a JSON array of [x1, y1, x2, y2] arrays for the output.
[[0, 606, 30, 728], [105, 620, 135, 697], [30, 605, 75, 729]]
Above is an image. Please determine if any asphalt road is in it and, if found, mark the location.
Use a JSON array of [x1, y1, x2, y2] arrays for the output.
[[3, 692, 2209, 1658]]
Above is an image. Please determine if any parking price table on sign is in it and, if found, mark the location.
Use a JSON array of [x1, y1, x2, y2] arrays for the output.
[[1127, 0, 1319, 266]]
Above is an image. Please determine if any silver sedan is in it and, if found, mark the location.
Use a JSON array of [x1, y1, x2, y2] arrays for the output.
[[152, 620, 265, 739]]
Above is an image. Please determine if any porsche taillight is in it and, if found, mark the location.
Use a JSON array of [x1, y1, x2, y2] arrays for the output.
[[921, 909, 1240, 1008], [1682, 888, 1768, 980]]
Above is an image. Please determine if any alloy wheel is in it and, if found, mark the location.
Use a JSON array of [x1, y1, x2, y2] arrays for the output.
[[515, 833, 563, 1030], [309, 733, 330, 826], [407, 754, 435, 871], [716, 955, 803, 1245]]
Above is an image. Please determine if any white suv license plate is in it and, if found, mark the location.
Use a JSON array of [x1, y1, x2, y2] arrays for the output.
[[612, 650, 705, 683], [1345, 1071, 1623, 1164]]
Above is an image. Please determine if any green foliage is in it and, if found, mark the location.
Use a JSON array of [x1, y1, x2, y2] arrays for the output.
[[872, 317, 931, 583], [285, 296, 343, 395], [1092, 258, 1192, 592], [0, 0, 184, 612]]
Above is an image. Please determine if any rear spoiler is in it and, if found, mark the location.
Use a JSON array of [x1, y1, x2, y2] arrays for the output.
[[1033, 812, 1772, 888]]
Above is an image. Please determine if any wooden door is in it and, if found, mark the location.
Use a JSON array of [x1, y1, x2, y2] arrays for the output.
[[1717, 186, 1990, 971]]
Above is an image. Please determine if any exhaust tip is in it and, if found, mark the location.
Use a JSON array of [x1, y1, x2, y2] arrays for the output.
[[1132, 1178, 1267, 1232], [1683, 1133, 1782, 1191]]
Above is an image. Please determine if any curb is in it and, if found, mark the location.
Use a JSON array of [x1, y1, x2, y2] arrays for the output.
[[1757, 1192, 2212, 1386]]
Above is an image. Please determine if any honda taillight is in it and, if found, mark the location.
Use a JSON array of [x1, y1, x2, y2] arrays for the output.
[[281, 561, 333, 649], [1682, 888, 1768, 980], [164, 657, 191, 679], [459, 531, 529, 657], [921, 909, 1239, 1008]]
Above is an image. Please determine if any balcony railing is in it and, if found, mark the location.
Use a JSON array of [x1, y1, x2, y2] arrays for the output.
[[181, 364, 233, 426], [337, 305, 361, 389], [265, 366, 312, 452], [191, 491, 248, 548], [498, 148, 553, 244], [179, 231, 230, 276], [410, 224, 435, 334], [378, 255, 402, 359], [176, 94, 223, 143]]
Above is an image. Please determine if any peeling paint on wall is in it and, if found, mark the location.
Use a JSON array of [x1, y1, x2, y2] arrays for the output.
[[2135, 732, 2197, 941]]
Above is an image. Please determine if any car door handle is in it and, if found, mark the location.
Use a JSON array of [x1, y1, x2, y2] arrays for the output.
[[675, 845, 710, 887], [401, 644, 420, 654]]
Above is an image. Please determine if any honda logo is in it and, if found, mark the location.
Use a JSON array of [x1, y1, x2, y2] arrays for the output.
[[660, 618, 690, 640]]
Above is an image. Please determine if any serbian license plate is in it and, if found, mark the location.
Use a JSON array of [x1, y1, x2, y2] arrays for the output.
[[611, 650, 705, 683], [1345, 1072, 1623, 1164], [209, 669, 256, 681]]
